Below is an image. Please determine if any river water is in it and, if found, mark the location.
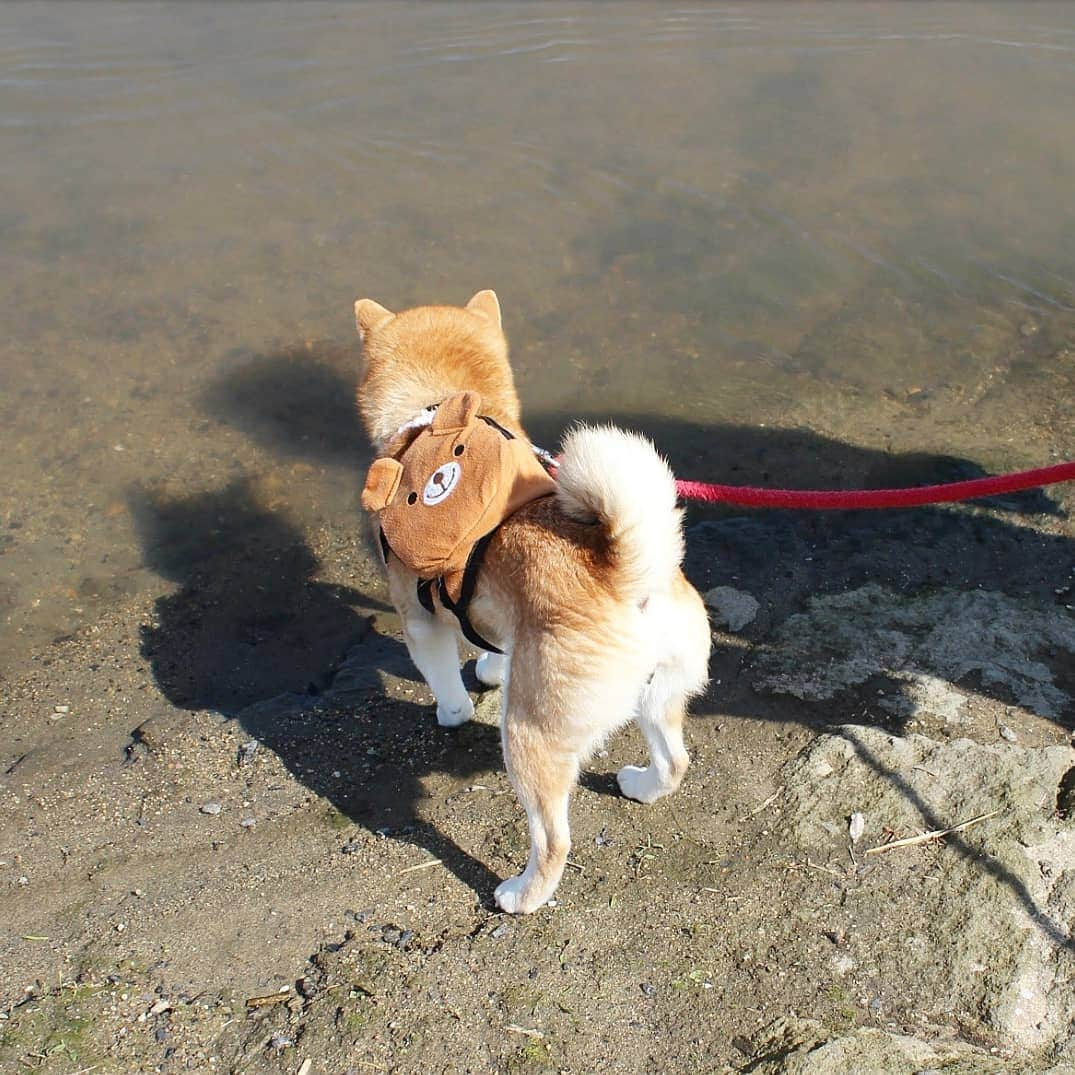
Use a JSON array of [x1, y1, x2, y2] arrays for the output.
[[2, 2, 1074, 679]]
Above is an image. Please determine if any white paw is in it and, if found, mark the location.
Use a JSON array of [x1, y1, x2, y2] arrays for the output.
[[494, 874, 545, 915], [436, 698, 474, 727], [475, 652, 506, 687], [617, 764, 664, 804]]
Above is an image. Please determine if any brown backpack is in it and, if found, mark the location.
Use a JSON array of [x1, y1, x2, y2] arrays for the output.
[[361, 391, 556, 602]]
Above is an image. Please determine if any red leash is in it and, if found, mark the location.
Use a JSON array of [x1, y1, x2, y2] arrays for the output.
[[673, 460, 1075, 509]]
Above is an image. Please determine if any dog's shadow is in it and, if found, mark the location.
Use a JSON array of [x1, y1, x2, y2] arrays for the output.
[[131, 343, 1074, 908], [201, 343, 1074, 732], [131, 476, 505, 899]]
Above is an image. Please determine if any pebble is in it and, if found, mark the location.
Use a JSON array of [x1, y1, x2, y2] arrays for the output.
[[998, 724, 1018, 743], [53, 704, 70, 714], [341, 839, 362, 855], [848, 812, 865, 843], [240, 817, 257, 828], [269, 1032, 293, 1050], [149, 999, 171, 1015], [237, 740, 259, 768], [200, 802, 222, 816], [640, 982, 656, 997], [490, 923, 509, 940], [703, 586, 760, 632]]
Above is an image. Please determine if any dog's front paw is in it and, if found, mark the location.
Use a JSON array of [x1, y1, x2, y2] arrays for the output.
[[475, 652, 506, 687], [436, 698, 474, 727], [617, 764, 664, 804], [494, 874, 548, 915]]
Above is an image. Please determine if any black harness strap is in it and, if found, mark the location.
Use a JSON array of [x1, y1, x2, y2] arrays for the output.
[[437, 529, 504, 654], [477, 414, 516, 440], [416, 578, 436, 615], [381, 407, 516, 656]]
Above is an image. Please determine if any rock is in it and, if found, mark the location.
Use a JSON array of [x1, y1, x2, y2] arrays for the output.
[[199, 802, 222, 816], [473, 687, 503, 725], [239, 817, 256, 829], [236, 740, 259, 767], [779, 726, 1075, 1055], [753, 585, 1075, 719], [704, 586, 760, 632], [732, 1016, 1006, 1074]]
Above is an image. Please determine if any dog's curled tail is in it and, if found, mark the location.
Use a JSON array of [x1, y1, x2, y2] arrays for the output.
[[555, 425, 684, 597]]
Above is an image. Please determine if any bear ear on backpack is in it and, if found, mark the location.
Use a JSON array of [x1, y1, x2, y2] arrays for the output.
[[431, 391, 482, 434], [361, 456, 404, 511]]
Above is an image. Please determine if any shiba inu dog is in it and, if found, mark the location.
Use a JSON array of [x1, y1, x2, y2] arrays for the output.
[[355, 290, 711, 913]]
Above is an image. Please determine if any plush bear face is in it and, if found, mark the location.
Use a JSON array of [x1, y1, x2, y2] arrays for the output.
[[361, 391, 555, 585]]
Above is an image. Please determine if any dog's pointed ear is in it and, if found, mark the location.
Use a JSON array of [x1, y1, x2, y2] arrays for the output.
[[465, 289, 501, 329], [432, 391, 482, 433], [360, 457, 403, 511], [354, 298, 395, 341]]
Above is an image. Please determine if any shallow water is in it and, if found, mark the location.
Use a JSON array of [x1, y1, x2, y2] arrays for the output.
[[2, 1, 1074, 678]]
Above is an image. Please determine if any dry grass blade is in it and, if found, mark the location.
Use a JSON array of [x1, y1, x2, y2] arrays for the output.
[[396, 858, 442, 876], [864, 808, 1003, 855], [506, 1024, 545, 1039], [245, 990, 290, 1009], [737, 788, 782, 822]]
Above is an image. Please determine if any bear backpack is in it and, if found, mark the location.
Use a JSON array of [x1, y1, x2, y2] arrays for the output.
[[360, 391, 556, 603]]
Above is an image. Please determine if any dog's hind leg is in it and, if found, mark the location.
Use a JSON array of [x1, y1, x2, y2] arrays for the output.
[[617, 671, 691, 805], [495, 719, 578, 914]]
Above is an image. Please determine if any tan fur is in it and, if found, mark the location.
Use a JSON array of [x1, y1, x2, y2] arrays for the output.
[[356, 291, 711, 913]]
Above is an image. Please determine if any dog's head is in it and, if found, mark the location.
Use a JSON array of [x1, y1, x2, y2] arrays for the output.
[[354, 290, 520, 448]]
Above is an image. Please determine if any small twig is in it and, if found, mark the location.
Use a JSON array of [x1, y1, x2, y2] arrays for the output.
[[737, 788, 782, 822], [245, 990, 290, 1010], [781, 859, 843, 878], [396, 858, 442, 876], [506, 1024, 544, 1039], [864, 808, 1003, 855], [913, 766, 939, 778], [564, 859, 585, 873], [806, 858, 844, 878]]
